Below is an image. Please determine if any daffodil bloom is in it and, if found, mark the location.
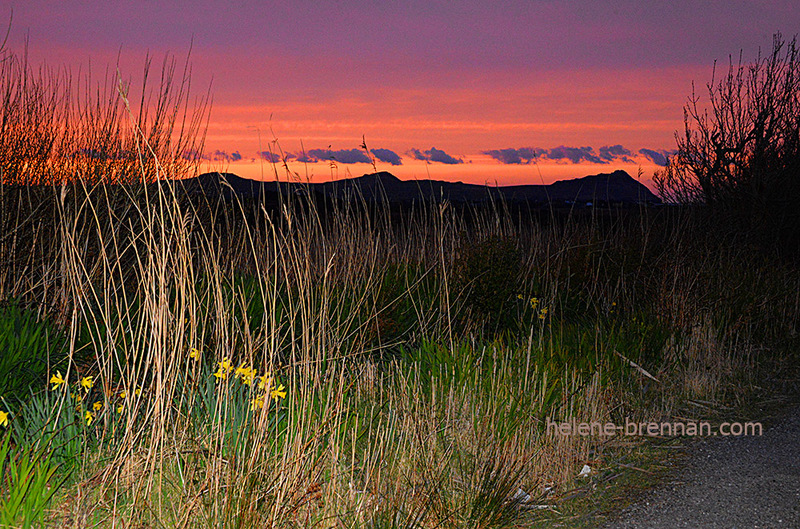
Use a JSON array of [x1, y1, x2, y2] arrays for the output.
[[50, 371, 66, 390], [258, 374, 273, 391], [250, 394, 265, 411], [119, 390, 127, 399], [85, 411, 94, 426], [539, 307, 548, 320], [117, 404, 124, 414], [236, 365, 257, 386], [530, 297, 540, 309], [214, 358, 235, 381], [189, 347, 200, 360], [218, 358, 234, 374], [134, 387, 141, 397], [0, 410, 8, 427], [93, 401, 103, 412], [270, 384, 287, 401], [80, 376, 94, 392]]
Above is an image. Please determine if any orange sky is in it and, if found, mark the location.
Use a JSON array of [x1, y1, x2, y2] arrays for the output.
[[8, 1, 799, 191], [194, 65, 695, 187]]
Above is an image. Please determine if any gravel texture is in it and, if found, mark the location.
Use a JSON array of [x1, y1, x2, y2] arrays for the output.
[[602, 404, 800, 528]]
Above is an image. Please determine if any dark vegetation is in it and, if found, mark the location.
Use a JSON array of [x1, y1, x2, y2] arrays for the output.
[[656, 33, 800, 258]]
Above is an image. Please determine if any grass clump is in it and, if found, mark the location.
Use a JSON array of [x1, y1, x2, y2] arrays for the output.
[[452, 234, 522, 334], [0, 301, 68, 402]]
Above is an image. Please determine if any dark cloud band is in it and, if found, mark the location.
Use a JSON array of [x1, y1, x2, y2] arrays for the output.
[[258, 151, 283, 163], [370, 148, 402, 165], [269, 147, 403, 165], [599, 144, 633, 162], [408, 147, 463, 165], [484, 145, 673, 166], [203, 150, 243, 163], [638, 148, 674, 166], [481, 147, 544, 164]]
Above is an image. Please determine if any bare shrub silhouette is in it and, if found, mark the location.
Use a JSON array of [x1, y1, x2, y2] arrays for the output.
[[0, 41, 208, 186], [655, 33, 800, 254]]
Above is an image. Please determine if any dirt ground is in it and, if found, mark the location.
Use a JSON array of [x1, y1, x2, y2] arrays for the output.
[[600, 403, 800, 528]]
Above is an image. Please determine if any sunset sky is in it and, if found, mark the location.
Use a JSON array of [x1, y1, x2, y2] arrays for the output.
[[7, 1, 800, 187]]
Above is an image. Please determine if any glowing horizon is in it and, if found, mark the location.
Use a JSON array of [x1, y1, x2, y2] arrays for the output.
[[196, 153, 663, 190], [6, 1, 799, 191]]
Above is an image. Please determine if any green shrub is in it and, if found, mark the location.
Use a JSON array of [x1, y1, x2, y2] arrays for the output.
[[0, 431, 69, 528], [0, 301, 68, 401], [452, 235, 522, 333]]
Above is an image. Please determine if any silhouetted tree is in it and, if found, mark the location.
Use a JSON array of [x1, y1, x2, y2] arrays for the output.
[[655, 34, 800, 255]]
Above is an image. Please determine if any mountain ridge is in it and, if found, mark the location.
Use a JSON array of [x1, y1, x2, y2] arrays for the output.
[[178, 169, 662, 205]]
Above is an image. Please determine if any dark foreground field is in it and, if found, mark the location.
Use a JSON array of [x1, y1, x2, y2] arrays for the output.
[[1, 177, 798, 527]]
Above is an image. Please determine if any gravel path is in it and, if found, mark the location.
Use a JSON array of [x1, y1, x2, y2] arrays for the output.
[[602, 404, 800, 528]]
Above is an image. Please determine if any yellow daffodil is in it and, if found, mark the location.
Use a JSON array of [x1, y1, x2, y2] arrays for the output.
[[80, 376, 94, 392], [134, 387, 141, 397], [0, 410, 8, 428], [93, 401, 103, 412], [84, 410, 94, 426], [214, 358, 235, 381], [50, 371, 66, 390], [250, 394, 265, 411], [258, 374, 273, 391], [189, 347, 200, 360], [538, 307, 549, 320], [119, 390, 127, 399], [117, 404, 124, 414], [530, 297, 540, 310], [218, 358, 233, 373], [270, 384, 287, 401], [236, 365, 257, 386]]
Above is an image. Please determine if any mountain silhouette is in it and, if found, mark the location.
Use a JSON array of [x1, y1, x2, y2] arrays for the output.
[[176, 169, 661, 206]]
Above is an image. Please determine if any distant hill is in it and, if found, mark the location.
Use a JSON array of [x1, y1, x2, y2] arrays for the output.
[[174, 169, 662, 206]]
